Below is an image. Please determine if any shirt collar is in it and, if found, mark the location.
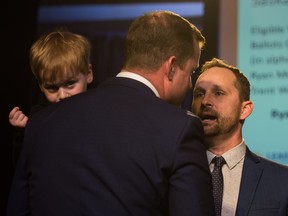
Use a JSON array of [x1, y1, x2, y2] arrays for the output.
[[207, 139, 246, 169], [116, 71, 160, 97]]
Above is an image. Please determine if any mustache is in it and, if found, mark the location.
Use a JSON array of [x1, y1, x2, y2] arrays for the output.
[[199, 105, 214, 113], [197, 106, 218, 119]]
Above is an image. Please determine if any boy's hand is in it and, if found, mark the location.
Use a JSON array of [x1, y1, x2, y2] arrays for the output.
[[9, 107, 28, 128]]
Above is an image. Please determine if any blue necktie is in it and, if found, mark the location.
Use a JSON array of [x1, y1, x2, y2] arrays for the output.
[[212, 156, 225, 216]]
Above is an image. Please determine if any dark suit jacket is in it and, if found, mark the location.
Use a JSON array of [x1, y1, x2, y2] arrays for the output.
[[7, 77, 215, 216], [236, 147, 288, 216]]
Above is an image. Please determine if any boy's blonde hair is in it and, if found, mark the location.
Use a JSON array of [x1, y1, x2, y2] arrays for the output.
[[30, 30, 91, 85]]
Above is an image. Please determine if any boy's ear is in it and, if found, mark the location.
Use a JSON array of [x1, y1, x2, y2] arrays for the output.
[[87, 64, 93, 83], [38, 84, 45, 92]]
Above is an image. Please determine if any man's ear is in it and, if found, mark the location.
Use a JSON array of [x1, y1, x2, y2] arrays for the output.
[[167, 56, 176, 81], [168, 67, 175, 81], [240, 100, 254, 120]]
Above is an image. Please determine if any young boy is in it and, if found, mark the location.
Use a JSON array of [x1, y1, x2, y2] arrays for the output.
[[8, 30, 94, 167]]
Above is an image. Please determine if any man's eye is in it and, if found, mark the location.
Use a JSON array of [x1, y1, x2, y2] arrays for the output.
[[193, 92, 204, 98], [215, 91, 224, 96]]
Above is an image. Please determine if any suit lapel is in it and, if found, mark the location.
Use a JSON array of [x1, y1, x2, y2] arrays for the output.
[[236, 148, 263, 216]]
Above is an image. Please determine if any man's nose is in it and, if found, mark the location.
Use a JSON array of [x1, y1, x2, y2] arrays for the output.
[[201, 93, 213, 107]]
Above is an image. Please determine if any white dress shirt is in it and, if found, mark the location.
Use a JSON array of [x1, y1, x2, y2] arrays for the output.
[[207, 140, 246, 216]]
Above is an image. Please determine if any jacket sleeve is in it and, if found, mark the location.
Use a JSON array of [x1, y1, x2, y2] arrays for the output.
[[169, 116, 215, 216]]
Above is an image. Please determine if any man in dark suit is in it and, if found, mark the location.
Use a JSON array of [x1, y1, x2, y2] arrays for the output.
[[192, 57, 288, 216], [7, 11, 215, 216]]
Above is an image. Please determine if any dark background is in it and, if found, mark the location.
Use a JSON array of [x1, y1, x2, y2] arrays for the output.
[[1, 1, 39, 213], [1, 0, 218, 214]]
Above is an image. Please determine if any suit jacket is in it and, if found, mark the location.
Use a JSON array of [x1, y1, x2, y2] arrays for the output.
[[7, 77, 215, 216], [236, 147, 288, 216]]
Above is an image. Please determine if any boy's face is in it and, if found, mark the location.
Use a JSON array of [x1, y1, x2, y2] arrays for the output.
[[40, 72, 93, 103]]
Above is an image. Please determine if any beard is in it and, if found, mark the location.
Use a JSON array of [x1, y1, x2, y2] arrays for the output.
[[200, 107, 241, 138]]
